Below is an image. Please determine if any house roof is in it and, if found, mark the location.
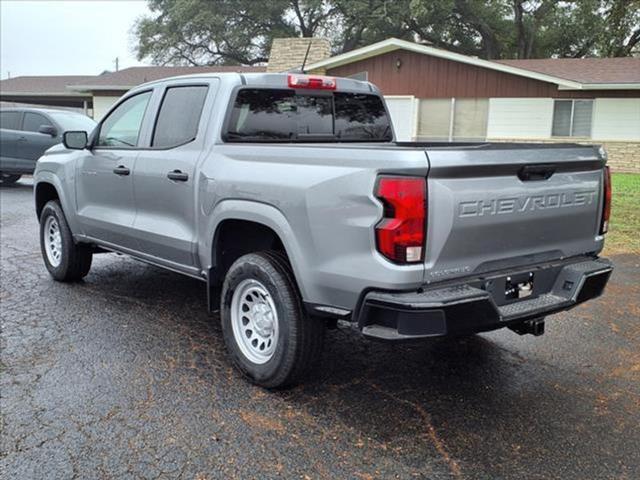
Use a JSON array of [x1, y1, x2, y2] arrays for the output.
[[66, 65, 267, 91], [307, 37, 640, 90], [495, 57, 640, 86], [0, 75, 95, 97]]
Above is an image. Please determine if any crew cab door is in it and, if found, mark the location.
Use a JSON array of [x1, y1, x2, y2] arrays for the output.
[[132, 82, 215, 269], [75, 90, 153, 248]]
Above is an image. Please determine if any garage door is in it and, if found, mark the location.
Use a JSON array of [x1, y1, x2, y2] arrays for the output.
[[385, 96, 415, 141]]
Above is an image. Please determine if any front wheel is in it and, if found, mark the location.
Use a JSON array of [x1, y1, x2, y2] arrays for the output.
[[0, 173, 21, 185], [221, 251, 325, 388], [39, 200, 92, 281]]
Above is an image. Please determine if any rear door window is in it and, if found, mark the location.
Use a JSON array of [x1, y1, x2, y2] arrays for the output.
[[0, 111, 21, 130], [23, 113, 53, 133], [225, 89, 391, 142], [152, 85, 209, 148]]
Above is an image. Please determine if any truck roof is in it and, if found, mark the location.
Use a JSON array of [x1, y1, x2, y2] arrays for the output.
[[137, 72, 377, 94]]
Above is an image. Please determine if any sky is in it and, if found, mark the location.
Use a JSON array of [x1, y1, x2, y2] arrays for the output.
[[0, 0, 152, 79]]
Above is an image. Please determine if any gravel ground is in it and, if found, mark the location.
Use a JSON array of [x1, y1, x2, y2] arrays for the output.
[[1, 177, 639, 479]]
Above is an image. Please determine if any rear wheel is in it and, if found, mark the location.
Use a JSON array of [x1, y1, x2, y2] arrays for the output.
[[221, 251, 325, 388], [0, 173, 21, 185], [39, 200, 92, 281]]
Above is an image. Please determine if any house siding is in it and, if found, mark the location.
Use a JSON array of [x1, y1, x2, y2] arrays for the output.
[[385, 96, 417, 141], [328, 49, 639, 172], [327, 50, 638, 99], [92, 95, 122, 120], [487, 98, 554, 139], [592, 98, 640, 141]]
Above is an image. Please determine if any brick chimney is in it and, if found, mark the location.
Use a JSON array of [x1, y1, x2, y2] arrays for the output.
[[267, 38, 331, 73]]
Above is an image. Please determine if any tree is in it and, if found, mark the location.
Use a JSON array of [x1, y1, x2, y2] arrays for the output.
[[134, 0, 640, 65], [135, 0, 295, 65], [597, 0, 640, 56]]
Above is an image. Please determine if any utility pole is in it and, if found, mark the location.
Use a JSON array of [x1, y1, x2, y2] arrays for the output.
[[114, 57, 119, 72]]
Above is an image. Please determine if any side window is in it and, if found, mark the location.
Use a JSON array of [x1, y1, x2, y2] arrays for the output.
[[23, 113, 53, 133], [552, 99, 593, 138], [0, 111, 21, 130], [97, 91, 152, 148], [152, 85, 208, 148]]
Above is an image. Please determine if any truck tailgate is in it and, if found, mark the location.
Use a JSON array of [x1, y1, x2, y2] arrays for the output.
[[423, 144, 606, 284]]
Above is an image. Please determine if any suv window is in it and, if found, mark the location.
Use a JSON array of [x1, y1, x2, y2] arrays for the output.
[[225, 89, 392, 142], [49, 112, 96, 133], [0, 111, 21, 130], [23, 112, 53, 133], [152, 86, 208, 148], [97, 91, 152, 148]]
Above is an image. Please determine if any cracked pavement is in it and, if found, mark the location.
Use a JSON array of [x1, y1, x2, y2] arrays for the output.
[[1, 178, 639, 479]]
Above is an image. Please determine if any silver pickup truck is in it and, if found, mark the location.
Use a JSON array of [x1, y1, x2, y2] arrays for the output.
[[34, 73, 613, 388]]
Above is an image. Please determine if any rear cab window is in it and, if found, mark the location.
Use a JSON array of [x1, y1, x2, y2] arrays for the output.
[[224, 89, 392, 142]]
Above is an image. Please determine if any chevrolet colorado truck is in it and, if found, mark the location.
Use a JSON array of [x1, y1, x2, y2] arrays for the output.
[[34, 73, 613, 388]]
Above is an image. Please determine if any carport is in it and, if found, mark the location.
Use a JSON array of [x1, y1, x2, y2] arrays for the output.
[[0, 75, 93, 114]]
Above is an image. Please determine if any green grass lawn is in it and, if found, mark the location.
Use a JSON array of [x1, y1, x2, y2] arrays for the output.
[[605, 173, 640, 255]]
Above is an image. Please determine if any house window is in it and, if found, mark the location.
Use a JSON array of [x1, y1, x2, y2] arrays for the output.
[[453, 99, 489, 141], [417, 98, 488, 141], [552, 99, 593, 137], [348, 71, 368, 81]]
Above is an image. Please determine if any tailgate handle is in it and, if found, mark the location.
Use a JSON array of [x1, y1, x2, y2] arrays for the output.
[[518, 164, 556, 182]]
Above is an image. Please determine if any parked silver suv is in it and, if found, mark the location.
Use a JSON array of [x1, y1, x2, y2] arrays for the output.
[[33, 73, 612, 388], [0, 107, 95, 185]]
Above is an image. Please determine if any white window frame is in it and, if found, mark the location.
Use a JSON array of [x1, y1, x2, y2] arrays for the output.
[[418, 98, 489, 141], [551, 99, 594, 138]]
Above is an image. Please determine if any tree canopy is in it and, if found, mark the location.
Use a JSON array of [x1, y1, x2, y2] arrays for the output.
[[134, 0, 640, 65]]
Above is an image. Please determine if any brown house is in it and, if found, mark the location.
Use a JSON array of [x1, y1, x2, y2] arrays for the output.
[[2, 37, 638, 171], [305, 38, 640, 172]]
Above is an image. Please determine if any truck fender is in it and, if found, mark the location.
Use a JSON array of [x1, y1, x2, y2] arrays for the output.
[[201, 199, 310, 300], [34, 171, 81, 235]]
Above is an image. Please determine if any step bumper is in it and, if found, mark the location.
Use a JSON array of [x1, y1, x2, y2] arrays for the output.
[[357, 258, 613, 341]]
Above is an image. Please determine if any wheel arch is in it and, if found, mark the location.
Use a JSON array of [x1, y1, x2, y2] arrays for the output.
[[35, 181, 60, 219], [34, 172, 81, 235], [203, 200, 311, 310]]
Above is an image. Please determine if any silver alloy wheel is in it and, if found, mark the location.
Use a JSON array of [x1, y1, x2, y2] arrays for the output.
[[43, 216, 63, 267], [230, 279, 279, 364]]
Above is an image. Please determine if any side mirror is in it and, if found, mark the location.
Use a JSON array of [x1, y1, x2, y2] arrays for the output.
[[38, 125, 57, 136], [63, 131, 88, 150]]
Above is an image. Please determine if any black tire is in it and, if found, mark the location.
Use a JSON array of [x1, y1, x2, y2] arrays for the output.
[[39, 200, 92, 282], [0, 173, 21, 185], [221, 251, 325, 388]]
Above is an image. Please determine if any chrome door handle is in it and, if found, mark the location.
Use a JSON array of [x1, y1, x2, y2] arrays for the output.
[[113, 165, 130, 176], [167, 170, 188, 182]]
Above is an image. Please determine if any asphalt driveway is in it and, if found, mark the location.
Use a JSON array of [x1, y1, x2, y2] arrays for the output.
[[1, 178, 639, 479]]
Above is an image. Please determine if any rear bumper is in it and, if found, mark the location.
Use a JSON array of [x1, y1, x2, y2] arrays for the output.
[[356, 257, 613, 341]]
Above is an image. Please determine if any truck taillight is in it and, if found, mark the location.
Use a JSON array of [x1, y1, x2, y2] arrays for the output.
[[600, 166, 612, 234], [375, 176, 426, 264], [288, 74, 336, 90]]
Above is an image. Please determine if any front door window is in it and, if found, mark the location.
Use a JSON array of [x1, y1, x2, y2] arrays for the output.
[[97, 91, 152, 148]]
